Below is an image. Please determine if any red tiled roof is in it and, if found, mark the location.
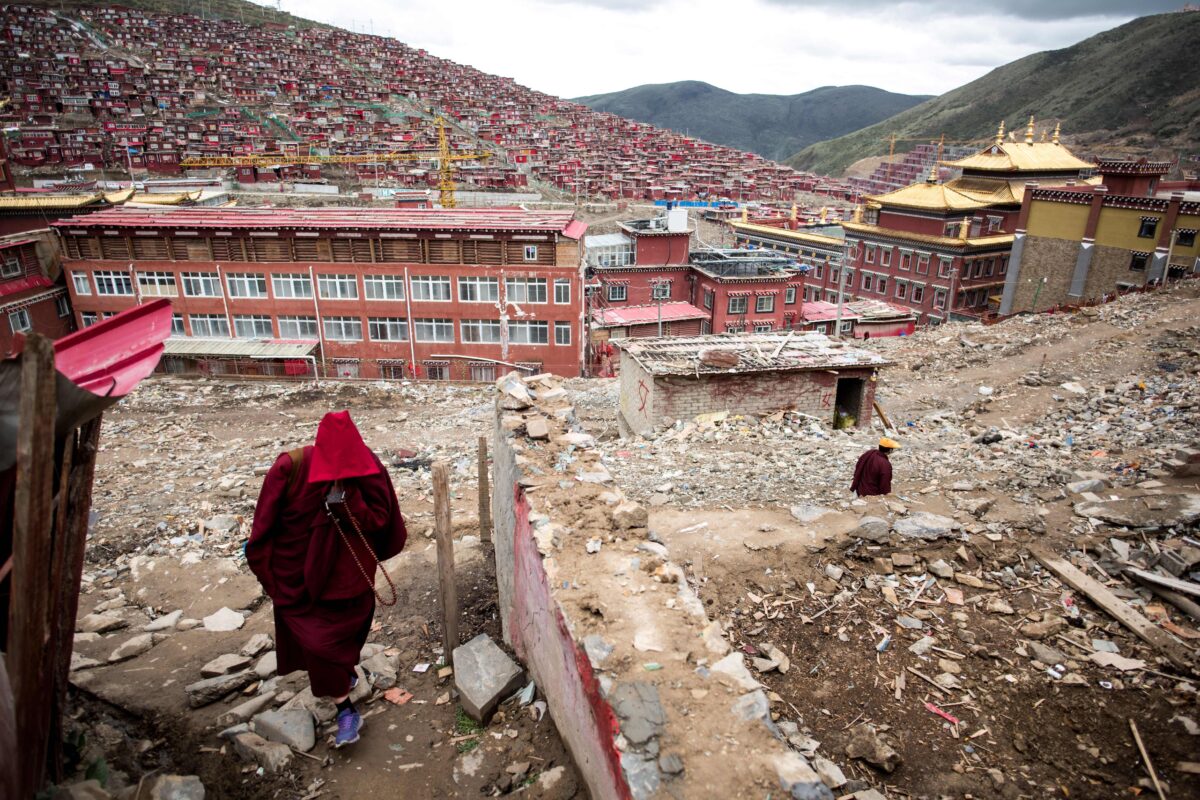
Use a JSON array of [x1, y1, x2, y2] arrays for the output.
[[801, 301, 860, 323], [592, 302, 709, 327], [52, 206, 583, 235]]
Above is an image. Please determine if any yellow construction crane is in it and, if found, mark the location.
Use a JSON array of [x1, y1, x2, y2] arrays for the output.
[[179, 118, 490, 207]]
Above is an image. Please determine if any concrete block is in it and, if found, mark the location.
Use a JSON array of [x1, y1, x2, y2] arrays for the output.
[[251, 707, 316, 752], [453, 633, 525, 722]]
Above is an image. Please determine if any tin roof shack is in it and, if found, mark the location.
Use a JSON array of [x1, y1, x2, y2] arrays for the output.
[[615, 331, 889, 437]]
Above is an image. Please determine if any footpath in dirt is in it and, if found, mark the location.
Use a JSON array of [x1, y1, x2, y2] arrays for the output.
[[58, 381, 583, 799]]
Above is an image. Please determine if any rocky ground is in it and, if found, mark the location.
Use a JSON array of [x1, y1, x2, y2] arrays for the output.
[[53, 281, 1200, 799]]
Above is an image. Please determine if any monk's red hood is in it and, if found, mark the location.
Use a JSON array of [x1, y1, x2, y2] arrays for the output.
[[307, 410, 381, 483]]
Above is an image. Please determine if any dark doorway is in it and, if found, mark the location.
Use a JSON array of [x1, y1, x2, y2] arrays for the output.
[[834, 377, 865, 428]]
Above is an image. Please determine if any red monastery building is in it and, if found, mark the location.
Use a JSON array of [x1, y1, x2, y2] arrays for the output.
[[54, 207, 586, 379], [0, 229, 74, 355], [841, 119, 1094, 324]]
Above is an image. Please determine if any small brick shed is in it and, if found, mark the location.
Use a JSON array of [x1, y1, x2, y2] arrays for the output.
[[615, 331, 890, 437]]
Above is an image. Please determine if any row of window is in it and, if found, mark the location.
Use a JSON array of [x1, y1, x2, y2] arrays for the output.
[[71, 270, 574, 305], [858, 246, 1009, 280], [7, 296, 71, 335], [80, 312, 573, 346]]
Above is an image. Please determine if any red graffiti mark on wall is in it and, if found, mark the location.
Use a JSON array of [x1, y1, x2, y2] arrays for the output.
[[637, 379, 649, 412], [821, 392, 833, 408]]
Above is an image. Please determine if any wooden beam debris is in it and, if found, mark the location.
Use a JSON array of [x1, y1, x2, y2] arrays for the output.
[[1031, 547, 1194, 672]]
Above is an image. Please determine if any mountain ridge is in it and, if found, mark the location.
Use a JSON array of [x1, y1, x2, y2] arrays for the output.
[[575, 81, 930, 162]]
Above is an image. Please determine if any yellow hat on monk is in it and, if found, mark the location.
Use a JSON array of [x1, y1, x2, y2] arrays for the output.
[[879, 437, 901, 450]]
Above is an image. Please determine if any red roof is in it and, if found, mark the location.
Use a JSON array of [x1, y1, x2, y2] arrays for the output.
[[51, 298, 172, 397], [0, 275, 53, 299], [592, 302, 709, 327], [801, 301, 860, 323], [53, 206, 586, 237]]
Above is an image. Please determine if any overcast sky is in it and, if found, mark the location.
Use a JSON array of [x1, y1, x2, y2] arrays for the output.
[[277, 0, 1178, 98]]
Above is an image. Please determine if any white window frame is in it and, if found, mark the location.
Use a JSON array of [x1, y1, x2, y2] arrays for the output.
[[938, 258, 953, 278], [864, 245, 875, 264], [916, 254, 930, 275], [877, 277, 887, 295], [414, 318, 454, 343], [839, 320, 853, 333], [71, 272, 92, 295], [553, 278, 571, 305], [226, 272, 268, 299], [8, 308, 31, 333], [368, 317, 409, 341], [607, 284, 627, 302], [272, 273, 313, 299], [80, 312, 98, 327], [94, 270, 134, 296], [318, 274, 359, 300], [458, 276, 498, 303], [505, 277, 547, 304], [554, 321, 571, 346], [170, 314, 185, 335], [879, 248, 891, 267], [181, 272, 221, 298], [322, 316, 363, 341], [911, 284, 925, 304], [785, 286, 797, 305], [523, 245, 538, 262], [460, 319, 501, 343], [508, 320, 549, 345], [933, 289, 947, 310], [755, 294, 774, 313], [895, 281, 908, 299], [753, 322, 772, 333], [136, 271, 178, 298], [189, 314, 230, 337], [411, 275, 452, 302], [651, 282, 671, 301], [233, 314, 273, 338], [899, 251, 912, 271], [727, 296, 748, 315], [364, 275, 407, 301], [278, 315, 318, 339], [862, 274, 874, 292], [1, 254, 22, 278], [56, 295, 71, 317]]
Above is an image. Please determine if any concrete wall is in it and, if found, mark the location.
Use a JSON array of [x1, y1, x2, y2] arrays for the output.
[[618, 352, 877, 436], [490, 372, 830, 800]]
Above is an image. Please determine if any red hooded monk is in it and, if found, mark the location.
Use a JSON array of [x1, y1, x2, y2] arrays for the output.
[[247, 410, 406, 747]]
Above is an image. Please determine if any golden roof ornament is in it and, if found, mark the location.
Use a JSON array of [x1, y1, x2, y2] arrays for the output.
[[852, 204, 863, 223], [1025, 116, 1035, 144], [995, 120, 1005, 147], [927, 163, 939, 183], [1052, 122, 1061, 144]]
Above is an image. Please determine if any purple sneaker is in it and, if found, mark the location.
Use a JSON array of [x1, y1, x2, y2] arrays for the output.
[[334, 707, 362, 748]]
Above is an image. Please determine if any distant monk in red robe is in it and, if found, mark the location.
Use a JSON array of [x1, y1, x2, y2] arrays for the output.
[[247, 410, 406, 748], [851, 438, 900, 497]]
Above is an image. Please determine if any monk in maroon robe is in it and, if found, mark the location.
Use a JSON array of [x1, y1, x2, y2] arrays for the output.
[[247, 410, 406, 747], [851, 438, 899, 497]]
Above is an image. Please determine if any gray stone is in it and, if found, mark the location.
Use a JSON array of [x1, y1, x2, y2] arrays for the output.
[[109, 633, 156, 663], [612, 501, 649, 529], [204, 515, 240, 533], [710, 652, 760, 691], [731, 689, 771, 724], [813, 757, 846, 789], [251, 708, 316, 752], [216, 691, 277, 727], [201, 653, 252, 677], [583, 634, 614, 667], [928, 559, 954, 579], [453, 634, 525, 722], [845, 724, 902, 773], [852, 516, 890, 542], [70, 652, 102, 672], [230, 732, 292, 773], [50, 780, 110, 800], [892, 513, 957, 541], [143, 775, 205, 800], [1019, 616, 1066, 640], [620, 751, 661, 800], [1067, 479, 1107, 494], [362, 651, 399, 689], [658, 753, 684, 775], [525, 416, 550, 440], [895, 615, 924, 630], [281, 687, 337, 724], [773, 753, 835, 800], [240, 633, 274, 658], [790, 504, 837, 524], [201, 607, 245, 632], [78, 612, 127, 634], [1027, 641, 1066, 665], [253, 651, 277, 679], [609, 682, 666, 745], [1074, 493, 1200, 529], [143, 610, 183, 632], [185, 670, 256, 708]]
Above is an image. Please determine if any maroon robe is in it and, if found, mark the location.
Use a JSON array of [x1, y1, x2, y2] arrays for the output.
[[850, 449, 892, 497], [247, 446, 406, 697]]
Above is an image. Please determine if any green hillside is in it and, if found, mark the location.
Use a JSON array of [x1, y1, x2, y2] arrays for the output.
[[786, 10, 1200, 177], [575, 81, 929, 162]]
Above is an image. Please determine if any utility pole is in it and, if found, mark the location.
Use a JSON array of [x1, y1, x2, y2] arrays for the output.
[[650, 278, 669, 336], [834, 236, 851, 338]]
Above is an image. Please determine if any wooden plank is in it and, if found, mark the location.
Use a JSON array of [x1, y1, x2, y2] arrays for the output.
[[49, 417, 103, 781], [433, 461, 459, 665], [477, 436, 491, 544], [1125, 566, 1200, 599], [873, 400, 893, 431], [9, 334, 58, 798], [1032, 546, 1193, 672], [0, 656, 16, 800]]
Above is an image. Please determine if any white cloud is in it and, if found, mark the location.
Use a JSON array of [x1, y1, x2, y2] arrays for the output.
[[275, 0, 1148, 98]]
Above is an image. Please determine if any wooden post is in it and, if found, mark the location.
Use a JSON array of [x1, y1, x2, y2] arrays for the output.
[[10, 334, 58, 799], [49, 417, 103, 780], [477, 436, 491, 544], [432, 461, 459, 665]]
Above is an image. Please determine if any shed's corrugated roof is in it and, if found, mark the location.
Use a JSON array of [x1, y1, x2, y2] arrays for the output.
[[162, 337, 318, 359], [614, 331, 889, 376]]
